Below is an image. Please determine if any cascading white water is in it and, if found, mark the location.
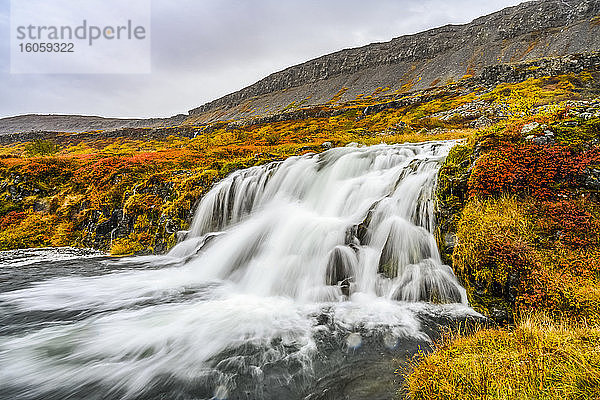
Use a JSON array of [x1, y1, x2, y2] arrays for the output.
[[0, 141, 473, 400], [173, 141, 466, 304]]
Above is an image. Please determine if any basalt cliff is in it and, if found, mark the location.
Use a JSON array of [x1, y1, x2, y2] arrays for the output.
[[188, 0, 600, 122]]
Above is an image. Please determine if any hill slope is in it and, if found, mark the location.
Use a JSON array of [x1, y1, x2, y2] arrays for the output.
[[1, 0, 600, 134], [0, 114, 186, 136], [189, 0, 600, 122]]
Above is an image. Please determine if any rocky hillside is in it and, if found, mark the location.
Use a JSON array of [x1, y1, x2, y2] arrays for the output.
[[2, 0, 599, 135], [1, 2, 599, 397], [188, 0, 600, 122], [0, 114, 186, 136]]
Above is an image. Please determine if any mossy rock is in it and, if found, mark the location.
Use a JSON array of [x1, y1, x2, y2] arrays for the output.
[[435, 142, 475, 264], [552, 117, 600, 149]]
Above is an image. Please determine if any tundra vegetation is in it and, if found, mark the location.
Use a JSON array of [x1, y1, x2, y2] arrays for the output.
[[0, 70, 599, 399], [403, 73, 600, 399]]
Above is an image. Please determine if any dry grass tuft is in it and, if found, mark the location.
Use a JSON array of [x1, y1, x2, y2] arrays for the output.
[[403, 315, 600, 400]]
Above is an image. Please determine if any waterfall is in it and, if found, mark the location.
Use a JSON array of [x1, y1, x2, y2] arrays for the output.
[[172, 141, 467, 304], [0, 141, 472, 400]]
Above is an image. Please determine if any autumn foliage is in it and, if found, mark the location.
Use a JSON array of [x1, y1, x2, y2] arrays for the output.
[[468, 144, 600, 199]]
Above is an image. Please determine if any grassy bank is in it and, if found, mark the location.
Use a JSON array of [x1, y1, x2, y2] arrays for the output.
[[404, 316, 600, 400], [402, 73, 600, 398]]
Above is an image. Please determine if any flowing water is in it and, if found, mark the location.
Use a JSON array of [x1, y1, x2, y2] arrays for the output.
[[0, 142, 478, 400]]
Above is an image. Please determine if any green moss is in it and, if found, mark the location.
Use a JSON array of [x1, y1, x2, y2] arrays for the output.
[[552, 118, 600, 149], [435, 142, 475, 263]]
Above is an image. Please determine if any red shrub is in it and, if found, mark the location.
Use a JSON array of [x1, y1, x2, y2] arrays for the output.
[[533, 200, 600, 249], [469, 144, 600, 199], [0, 211, 27, 230]]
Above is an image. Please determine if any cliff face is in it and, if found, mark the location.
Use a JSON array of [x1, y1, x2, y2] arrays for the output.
[[188, 0, 600, 122]]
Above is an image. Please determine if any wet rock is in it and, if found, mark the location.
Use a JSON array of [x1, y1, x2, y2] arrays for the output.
[[325, 246, 357, 296], [443, 233, 457, 250], [315, 313, 330, 326], [378, 221, 433, 279], [489, 307, 510, 326], [344, 226, 360, 247], [95, 211, 121, 236], [164, 219, 180, 234], [176, 230, 190, 242], [321, 141, 333, 150]]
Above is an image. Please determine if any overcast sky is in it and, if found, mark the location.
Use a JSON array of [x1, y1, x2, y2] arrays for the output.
[[0, 0, 524, 119]]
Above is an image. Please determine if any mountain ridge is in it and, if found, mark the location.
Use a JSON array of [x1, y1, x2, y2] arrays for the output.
[[2, 0, 600, 134], [188, 0, 600, 122]]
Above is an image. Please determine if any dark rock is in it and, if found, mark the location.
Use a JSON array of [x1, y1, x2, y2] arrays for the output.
[[165, 219, 180, 234], [95, 209, 126, 237], [176, 230, 189, 242], [390, 259, 464, 304], [32, 201, 47, 212], [355, 200, 381, 244], [325, 246, 357, 296], [3, 2, 600, 133], [443, 233, 457, 250], [394, 121, 408, 130]]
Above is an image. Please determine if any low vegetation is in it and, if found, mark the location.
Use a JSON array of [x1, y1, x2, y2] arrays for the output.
[[404, 316, 600, 400], [402, 73, 600, 399]]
